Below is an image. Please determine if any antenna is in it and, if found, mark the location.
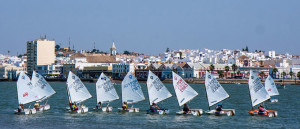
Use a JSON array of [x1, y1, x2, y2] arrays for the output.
[[68, 37, 71, 50], [94, 42, 96, 49]]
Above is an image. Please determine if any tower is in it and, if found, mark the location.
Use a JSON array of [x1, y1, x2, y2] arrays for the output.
[[110, 41, 117, 56]]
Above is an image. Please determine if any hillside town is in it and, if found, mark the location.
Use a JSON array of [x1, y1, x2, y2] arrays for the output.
[[1, 37, 300, 81]]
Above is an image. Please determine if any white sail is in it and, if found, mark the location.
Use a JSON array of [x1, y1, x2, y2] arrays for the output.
[[205, 71, 229, 107], [147, 70, 172, 105], [31, 71, 56, 101], [17, 71, 39, 104], [67, 71, 92, 103], [172, 72, 198, 107], [248, 70, 270, 107], [96, 73, 119, 103], [121, 72, 145, 104], [265, 75, 279, 96]]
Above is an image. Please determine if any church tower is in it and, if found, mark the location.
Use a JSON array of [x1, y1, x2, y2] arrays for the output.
[[110, 41, 117, 56]]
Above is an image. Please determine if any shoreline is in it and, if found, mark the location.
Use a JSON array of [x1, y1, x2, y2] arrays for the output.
[[1, 78, 299, 85]]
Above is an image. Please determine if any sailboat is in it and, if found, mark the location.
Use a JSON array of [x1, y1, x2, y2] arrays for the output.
[[118, 72, 145, 112], [265, 75, 279, 103], [146, 70, 172, 115], [31, 71, 56, 111], [172, 72, 203, 116], [95, 73, 119, 112], [66, 71, 92, 113], [204, 71, 235, 116], [15, 71, 39, 115], [248, 70, 278, 117]]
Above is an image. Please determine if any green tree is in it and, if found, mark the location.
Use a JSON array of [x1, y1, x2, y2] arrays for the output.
[[55, 45, 60, 51], [218, 70, 224, 78], [272, 68, 278, 78], [224, 66, 230, 78], [209, 64, 215, 73], [282, 72, 287, 79], [231, 64, 237, 77], [289, 71, 295, 79], [245, 46, 249, 52], [297, 71, 300, 79], [166, 48, 170, 52], [237, 70, 241, 75], [123, 50, 131, 55]]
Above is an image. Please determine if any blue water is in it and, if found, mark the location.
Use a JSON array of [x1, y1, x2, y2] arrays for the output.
[[0, 82, 299, 129]]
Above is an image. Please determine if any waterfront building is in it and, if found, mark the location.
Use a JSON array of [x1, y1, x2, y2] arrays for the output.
[[0, 64, 24, 79], [26, 38, 55, 75], [110, 41, 117, 56]]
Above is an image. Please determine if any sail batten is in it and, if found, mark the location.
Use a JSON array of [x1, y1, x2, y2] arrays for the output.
[[265, 75, 279, 96], [172, 72, 198, 107], [66, 72, 92, 103], [31, 71, 56, 101], [205, 71, 229, 107], [17, 71, 39, 104], [248, 70, 270, 107], [96, 73, 119, 103], [147, 70, 172, 105], [122, 72, 145, 104]]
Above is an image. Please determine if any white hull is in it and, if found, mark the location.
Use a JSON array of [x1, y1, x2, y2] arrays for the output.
[[15, 108, 37, 115], [118, 108, 139, 113], [176, 109, 203, 116], [205, 109, 235, 116], [94, 106, 113, 112], [268, 99, 278, 103], [147, 109, 169, 115], [68, 106, 89, 114], [36, 104, 51, 112]]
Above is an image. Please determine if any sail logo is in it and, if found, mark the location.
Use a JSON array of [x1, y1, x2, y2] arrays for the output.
[[101, 77, 106, 80], [129, 75, 132, 79], [72, 76, 75, 79], [152, 78, 163, 91], [176, 79, 188, 92], [174, 76, 177, 80], [208, 75, 211, 79], [22, 76, 25, 79], [150, 76, 153, 79], [268, 88, 271, 91], [36, 74, 39, 78], [72, 79, 84, 92], [23, 92, 28, 97]]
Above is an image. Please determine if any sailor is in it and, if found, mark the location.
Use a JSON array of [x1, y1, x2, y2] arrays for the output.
[[150, 103, 160, 112], [34, 102, 40, 109], [258, 104, 266, 115], [215, 103, 223, 114], [96, 102, 102, 109], [183, 104, 190, 114], [122, 101, 128, 110], [18, 104, 24, 112]]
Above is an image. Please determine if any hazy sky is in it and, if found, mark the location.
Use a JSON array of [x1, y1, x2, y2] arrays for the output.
[[0, 0, 300, 56]]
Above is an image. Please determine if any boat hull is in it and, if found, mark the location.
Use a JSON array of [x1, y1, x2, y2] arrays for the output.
[[146, 109, 169, 115], [68, 106, 89, 114], [268, 99, 278, 103], [118, 108, 139, 112], [248, 109, 278, 117], [176, 109, 203, 116], [205, 109, 235, 116], [15, 108, 37, 115], [36, 104, 51, 112]]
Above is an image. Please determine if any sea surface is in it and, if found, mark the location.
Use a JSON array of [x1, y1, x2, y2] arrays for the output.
[[0, 82, 299, 129]]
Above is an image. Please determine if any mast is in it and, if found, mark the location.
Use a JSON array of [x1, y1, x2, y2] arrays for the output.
[[248, 71, 254, 109], [204, 82, 210, 110]]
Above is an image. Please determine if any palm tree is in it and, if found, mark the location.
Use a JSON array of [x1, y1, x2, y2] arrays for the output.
[[209, 64, 215, 73], [259, 71, 265, 79], [218, 70, 224, 78], [282, 72, 287, 79], [297, 71, 300, 80], [289, 71, 295, 79], [224, 66, 230, 78], [237, 70, 241, 76], [272, 68, 278, 78], [231, 64, 237, 77]]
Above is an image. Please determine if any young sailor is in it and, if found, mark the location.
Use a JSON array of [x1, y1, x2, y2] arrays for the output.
[[149, 103, 160, 112], [258, 104, 267, 115], [34, 102, 40, 109], [18, 104, 24, 112], [215, 103, 223, 114], [122, 102, 128, 110], [96, 102, 102, 110], [183, 104, 190, 114]]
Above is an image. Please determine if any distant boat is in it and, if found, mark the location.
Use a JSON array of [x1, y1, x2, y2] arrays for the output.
[[66, 71, 92, 113], [247, 70, 278, 117], [204, 71, 235, 116], [172, 72, 203, 116], [265, 75, 279, 103], [146, 70, 172, 115], [15, 71, 39, 115], [95, 73, 119, 112], [118, 72, 145, 112], [31, 71, 56, 111]]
